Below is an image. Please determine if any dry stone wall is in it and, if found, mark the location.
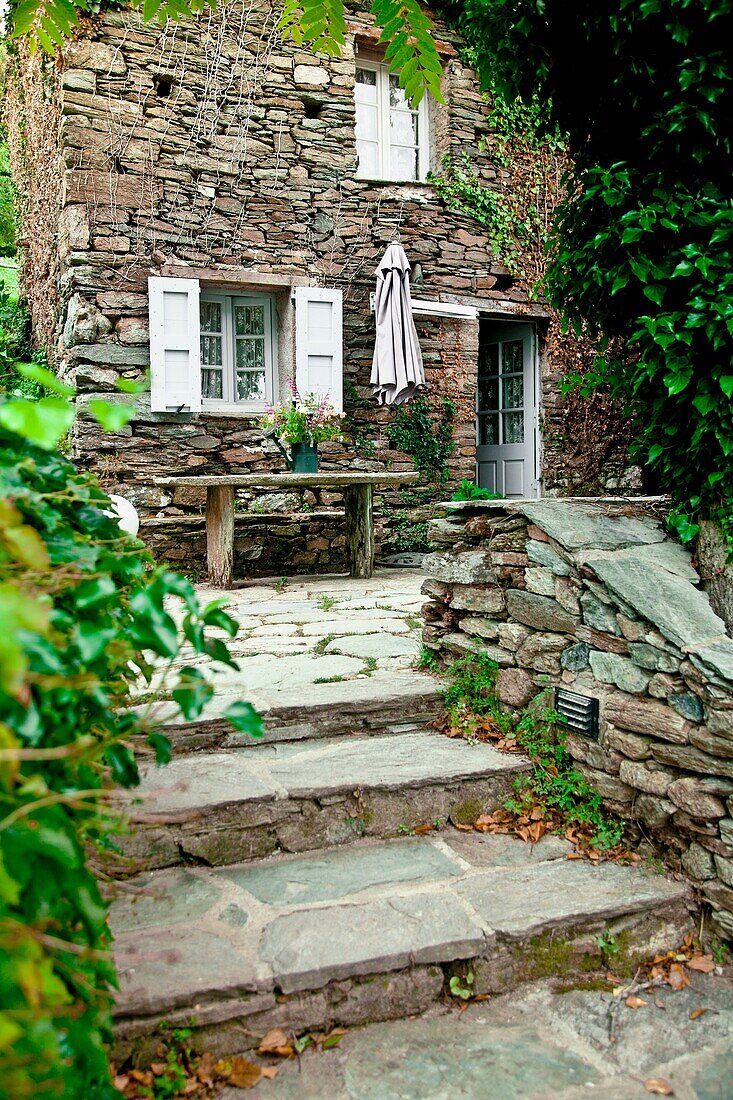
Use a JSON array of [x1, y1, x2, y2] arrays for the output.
[[421, 498, 733, 941]]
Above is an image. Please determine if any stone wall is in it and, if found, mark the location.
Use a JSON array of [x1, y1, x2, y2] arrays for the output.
[[421, 498, 733, 941], [6, 0, 639, 575], [142, 510, 346, 577]]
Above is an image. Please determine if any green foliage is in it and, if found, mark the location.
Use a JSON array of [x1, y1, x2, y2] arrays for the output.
[[441, 654, 624, 849], [416, 645, 439, 672], [382, 509, 429, 553], [452, 478, 503, 502], [431, 155, 523, 275], [0, 437, 258, 1095], [448, 969, 474, 1000], [386, 396, 456, 486], [0, 144, 16, 258], [451, 0, 733, 547]]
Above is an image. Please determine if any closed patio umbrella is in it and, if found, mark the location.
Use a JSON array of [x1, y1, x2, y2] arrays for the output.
[[370, 242, 425, 406]]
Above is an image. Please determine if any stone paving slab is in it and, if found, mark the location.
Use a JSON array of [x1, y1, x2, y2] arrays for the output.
[[261, 890, 489, 993], [455, 857, 688, 937], [229, 972, 733, 1100], [134, 731, 530, 814]]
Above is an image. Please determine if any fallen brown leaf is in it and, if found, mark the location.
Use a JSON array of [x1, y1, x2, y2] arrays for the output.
[[261, 1066, 279, 1080], [258, 1028, 294, 1058], [644, 1078, 674, 1095], [689, 1007, 708, 1020], [228, 1056, 262, 1089], [686, 954, 715, 973], [667, 963, 689, 991], [626, 995, 648, 1009]]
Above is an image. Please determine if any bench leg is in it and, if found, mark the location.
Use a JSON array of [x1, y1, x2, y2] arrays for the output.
[[344, 484, 374, 578], [206, 485, 235, 588]]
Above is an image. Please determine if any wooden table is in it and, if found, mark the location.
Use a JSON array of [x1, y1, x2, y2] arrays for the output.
[[153, 472, 419, 587]]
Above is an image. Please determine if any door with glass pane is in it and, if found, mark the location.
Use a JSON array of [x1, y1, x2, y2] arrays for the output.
[[476, 322, 537, 498]]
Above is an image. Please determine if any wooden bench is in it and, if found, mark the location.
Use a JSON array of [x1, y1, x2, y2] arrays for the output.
[[153, 472, 419, 587]]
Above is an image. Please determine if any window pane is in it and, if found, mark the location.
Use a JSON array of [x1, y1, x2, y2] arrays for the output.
[[356, 140, 379, 177], [356, 68, 377, 88], [234, 304, 265, 336], [390, 109, 417, 146], [480, 342, 499, 376], [200, 334, 222, 366], [200, 301, 221, 333], [390, 144, 418, 181], [236, 371, 266, 402], [356, 101, 379, 142], [236, 338, 265, 370], [201, 368, 223, 400], [501, 340, 523, 375], [479, 413, 499, 445], [502, 374, 524, 410], [478, 376, 499, 412], [389, 75, 409, 109], [503, 411, 524, 444]]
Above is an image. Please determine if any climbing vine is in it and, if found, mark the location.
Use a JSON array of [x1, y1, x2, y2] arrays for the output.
[[385, 396, 456, 486]]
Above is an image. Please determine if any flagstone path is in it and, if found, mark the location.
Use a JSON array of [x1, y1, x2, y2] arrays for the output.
[[113, 569, 702, 1081]]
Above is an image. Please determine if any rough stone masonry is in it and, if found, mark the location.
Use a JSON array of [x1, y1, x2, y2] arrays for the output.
[[421, 497, 733, 942], [5, 0, 638, 576]]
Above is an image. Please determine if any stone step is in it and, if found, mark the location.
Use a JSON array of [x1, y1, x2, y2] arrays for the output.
[[157, 676, 443, 754], [119, 730, 530, 874], [111, 831, 692, 1065]]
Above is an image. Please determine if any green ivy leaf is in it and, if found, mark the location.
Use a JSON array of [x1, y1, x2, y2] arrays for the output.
[[171, 667, 214, 720], [88, 399, 135, 432], [224, 700, 264, 739], [0, 397, 75, 449], [15, 362, 76, 397]]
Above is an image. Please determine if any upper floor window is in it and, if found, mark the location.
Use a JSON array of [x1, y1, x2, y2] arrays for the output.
[[199, 294, 276, 410], [354, 61, 430, 182]]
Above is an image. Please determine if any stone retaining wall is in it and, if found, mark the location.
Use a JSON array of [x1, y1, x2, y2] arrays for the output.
[[142, 510, 346, 577], [421, 498, 733, 941]]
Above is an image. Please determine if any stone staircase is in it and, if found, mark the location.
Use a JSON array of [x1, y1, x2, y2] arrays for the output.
[[111, 572, 694, 1064]]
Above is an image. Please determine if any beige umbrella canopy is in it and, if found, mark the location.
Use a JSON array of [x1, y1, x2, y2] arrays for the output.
[[370, 242, 425, 406]]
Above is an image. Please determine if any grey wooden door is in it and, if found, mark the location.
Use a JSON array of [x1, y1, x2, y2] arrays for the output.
[[476, 323, 538, 498]]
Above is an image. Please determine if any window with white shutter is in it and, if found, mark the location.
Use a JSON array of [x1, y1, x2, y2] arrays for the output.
[[148, 276, 202, 412], [354, 61, 430, 182], [199, 293, 276, 410], [294, 287, 343, 411]]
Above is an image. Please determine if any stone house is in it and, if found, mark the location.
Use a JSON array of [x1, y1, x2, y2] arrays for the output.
[[5, 0, 638, 576]]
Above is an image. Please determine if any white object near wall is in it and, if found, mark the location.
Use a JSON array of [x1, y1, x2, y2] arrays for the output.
[[105, 494, 140, 537]]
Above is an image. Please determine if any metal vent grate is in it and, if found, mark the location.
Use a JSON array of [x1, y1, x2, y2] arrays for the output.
[[554, 688, 599, 741]]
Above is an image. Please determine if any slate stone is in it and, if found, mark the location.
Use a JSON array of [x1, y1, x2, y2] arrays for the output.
[[496, 667, 537, 708], [627, 643, 680, 674], [450, 584, 506, 614], [422, 550, 497, 584], [260, 890, 487, 993], [668, 777, 728, 819], [115, 928, 259, 1014], [109, 869, 221, 933], [526, 539, 571, 575], [505, 590, 577, 633], [525, 567, 556, 597], [258, 731, 527, 798], [603, 691, 691, 743], [136, 753, 278, 813], [509, 501, 665, 551], [589, 652, 651, 694], [669, 693, 704, 722], [217, 839, 462, 906], [581, 592, 621, 635], [681, 841, 716, 881], [583, 552, 726, 651], [456, 616, 501, 640], [455, 859, 686, 936], [443, 831, 573, 867], [561, 642, 590, 671], [326, 634, 419, 660], [618, 759, 677, 797], [691, 637, 733, 685]]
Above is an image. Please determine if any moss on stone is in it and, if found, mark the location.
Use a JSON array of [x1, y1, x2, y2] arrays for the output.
[[450, 798, 486, 825], [517, 932, 600, 981]]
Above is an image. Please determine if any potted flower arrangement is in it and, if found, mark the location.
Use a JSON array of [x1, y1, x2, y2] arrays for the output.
[[260, 381, 344, 473]]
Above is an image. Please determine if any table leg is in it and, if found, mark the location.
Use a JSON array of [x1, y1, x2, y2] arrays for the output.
[[344, 483, 374, 578], [206, 485, 235, 588]]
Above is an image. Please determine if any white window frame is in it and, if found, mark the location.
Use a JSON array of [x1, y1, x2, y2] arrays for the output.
[[354, 59, 430, 183], [199, 292, 277, 413]]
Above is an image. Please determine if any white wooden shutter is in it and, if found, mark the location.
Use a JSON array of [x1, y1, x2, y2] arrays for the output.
[[148, 276, 202, 412], [294, 286, 343, 411]]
